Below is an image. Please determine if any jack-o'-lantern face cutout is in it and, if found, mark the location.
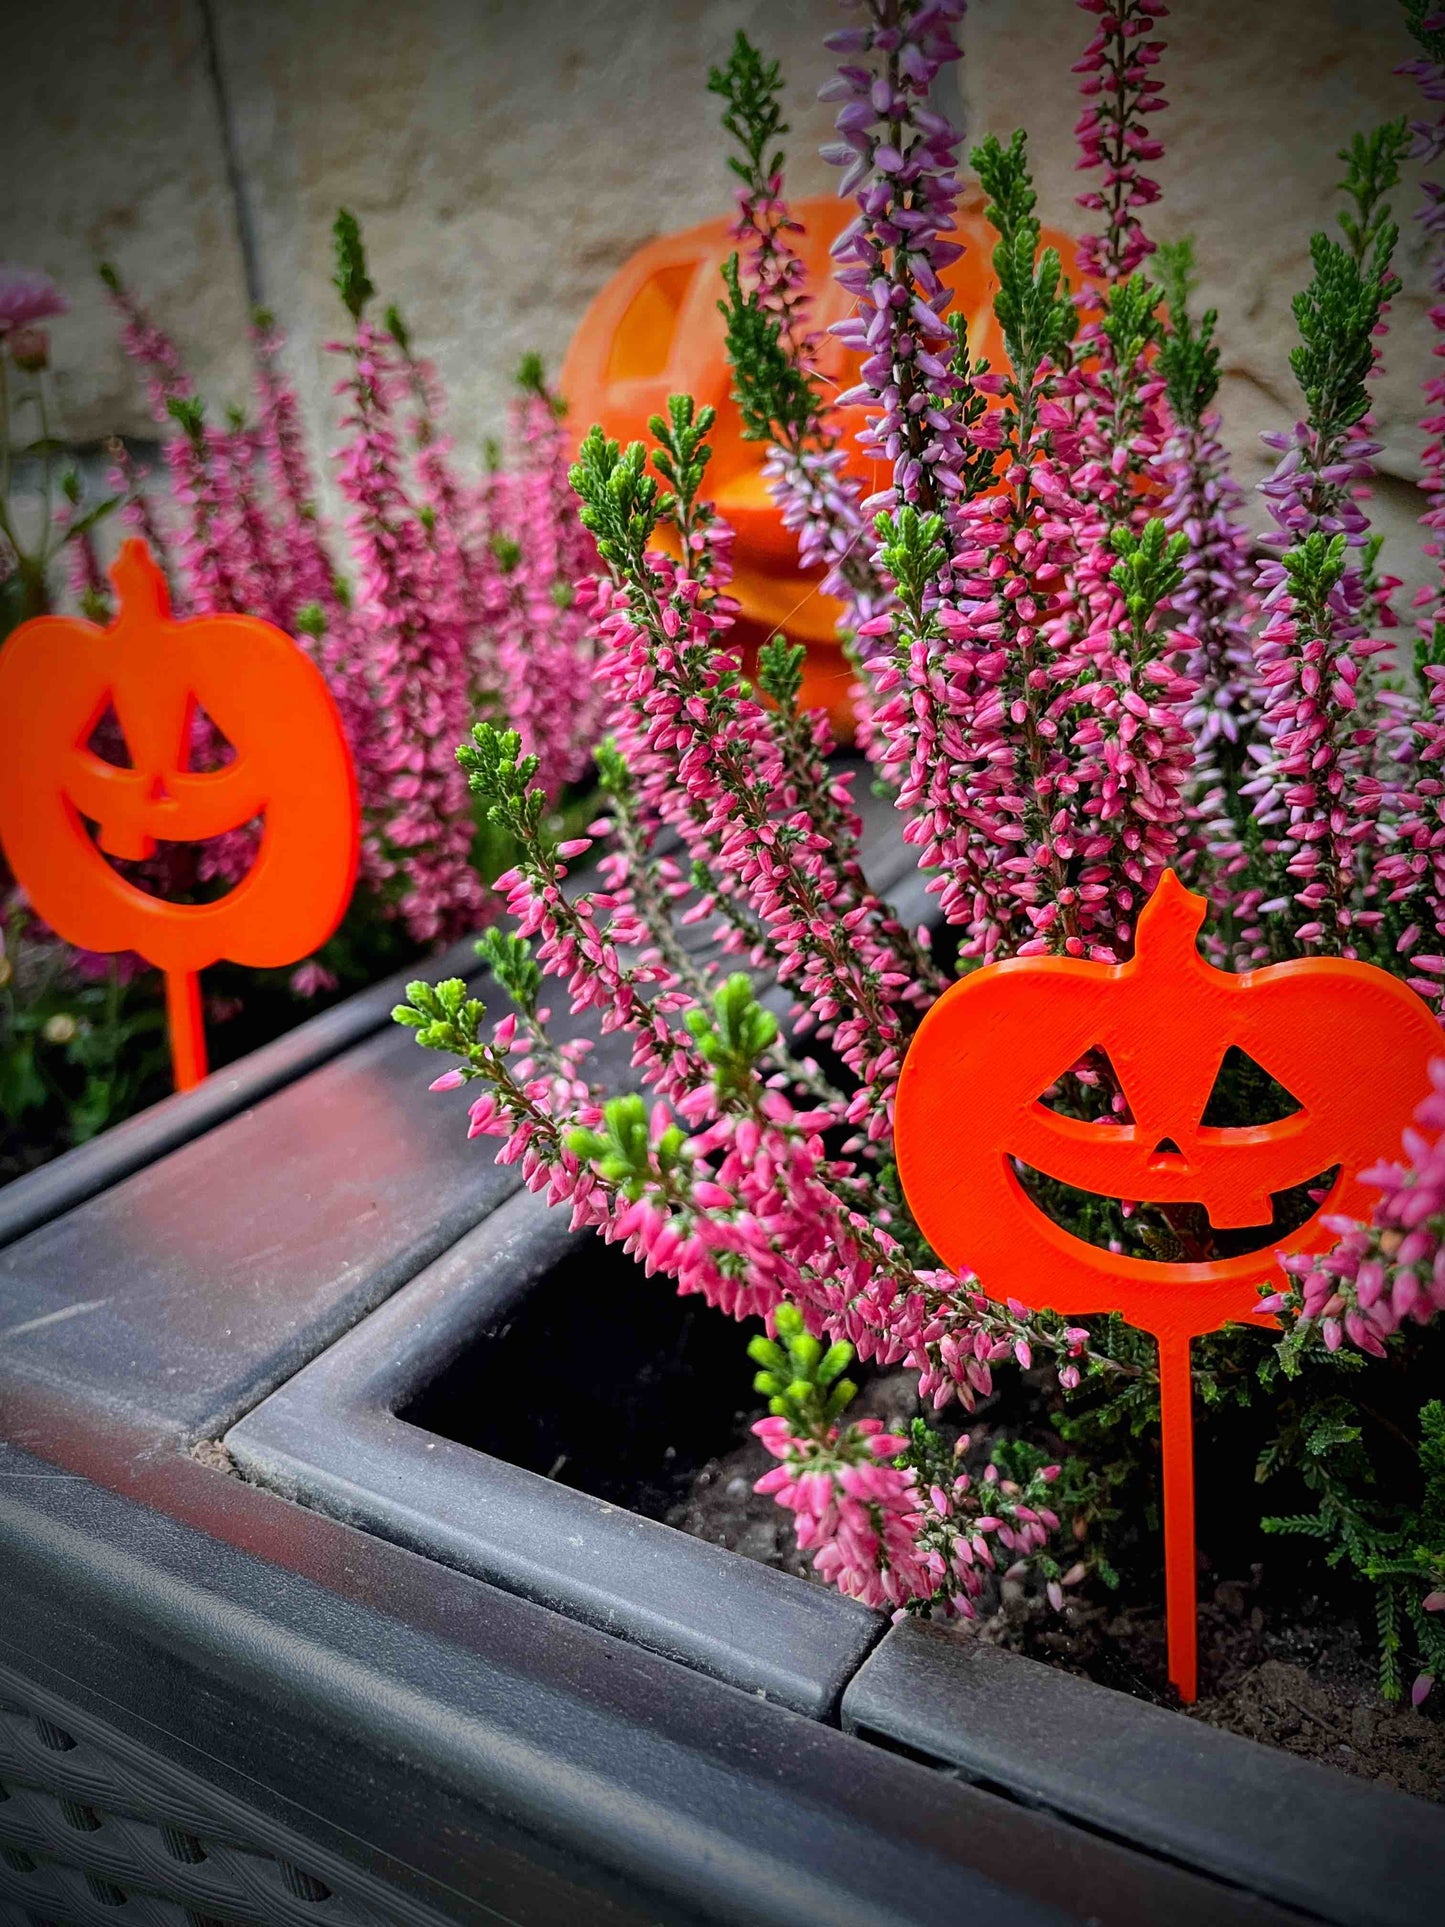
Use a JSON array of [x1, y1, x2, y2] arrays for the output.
[[0, 540, 358, 977], [561, 192, 1082, 688], [895, 872, 1441, 1342]]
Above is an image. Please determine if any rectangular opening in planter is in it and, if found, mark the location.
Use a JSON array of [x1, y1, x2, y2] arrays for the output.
[[399, 1235, 752, 1522]]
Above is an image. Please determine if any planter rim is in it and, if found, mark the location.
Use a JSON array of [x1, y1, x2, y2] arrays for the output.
[[0, 923, 488, 1252], [843, 1619, 1445, 1927], [225, 1184, 886, 1719], [1, 1404, 1287, 1927]]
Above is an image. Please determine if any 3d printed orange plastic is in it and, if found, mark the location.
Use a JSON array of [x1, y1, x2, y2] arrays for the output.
[[0, 539, 359, 1091], [560, 192, 1081, 732], [894, 871, 1439, 1701]]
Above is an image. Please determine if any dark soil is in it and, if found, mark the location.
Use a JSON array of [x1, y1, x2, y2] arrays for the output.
[[667, 1370, 1445, 1804]]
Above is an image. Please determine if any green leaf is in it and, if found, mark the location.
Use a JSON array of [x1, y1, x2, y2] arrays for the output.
[[332, 208, 374, 321]]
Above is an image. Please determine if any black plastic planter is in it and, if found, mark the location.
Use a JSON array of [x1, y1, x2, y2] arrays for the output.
[[3, 771, 1444, 1924], [224, 1186, 1445, 1927]]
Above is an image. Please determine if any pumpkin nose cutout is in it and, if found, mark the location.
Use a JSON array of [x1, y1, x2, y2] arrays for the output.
[[1149, 1137, 1188, 1167]]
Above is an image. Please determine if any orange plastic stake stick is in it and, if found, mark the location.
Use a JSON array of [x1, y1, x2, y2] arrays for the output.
[[1155, 1328, 1198, 1703], [164, 968, 208, 1092], [894, 871, 1440, 1702], [0, 539, 359, 1095]]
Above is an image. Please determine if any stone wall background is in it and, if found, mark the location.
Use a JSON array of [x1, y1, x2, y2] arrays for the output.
[[2, 0, 1434, 593]]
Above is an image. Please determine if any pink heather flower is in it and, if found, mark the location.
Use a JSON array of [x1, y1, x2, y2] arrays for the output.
[[0, 264, 68, 334], [329, 317, 486, 943], [477, 380, 603, 803], [1073, 1, 1169, 285], [727, 132, 816, 367], [106, 437, 180, 597], [754, 1414, 940, 1610], [751, 1410, 1064, 1617], [586, 540, 922, 1134], [1276, 1058, 1445, 1355], [1241, 574, 1389, 959], [104, 270, 192, 420], [1382, 50, 1445, 977], [290, 958, 339, 998], [252, 312, 344, 627]]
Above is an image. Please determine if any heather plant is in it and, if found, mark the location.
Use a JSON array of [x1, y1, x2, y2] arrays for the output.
[[0, 217, 601, 1166], [0, 265, 115, 632], [399, 0, 1445, 1701]]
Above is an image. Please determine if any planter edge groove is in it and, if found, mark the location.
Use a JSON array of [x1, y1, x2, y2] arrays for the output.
[[841, 1619, 1445, 1927]]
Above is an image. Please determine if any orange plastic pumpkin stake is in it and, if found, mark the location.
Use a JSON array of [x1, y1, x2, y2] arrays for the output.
[[895, 871, 1440, 1702], [0, 539, 360, 1093]]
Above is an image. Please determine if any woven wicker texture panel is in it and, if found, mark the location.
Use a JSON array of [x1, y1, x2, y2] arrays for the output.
[[0, 1679, 408, 1926]]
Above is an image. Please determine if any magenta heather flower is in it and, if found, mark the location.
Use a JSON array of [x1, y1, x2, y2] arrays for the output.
[[1243, 528, 1390, 957], [102, 266, 192, 420], [0, 264, 68, 335], [754, 1415, 938, 1611], [1381, 37, 1445, 984], [330, 317, 485, 942], [1264, 1057, 1445, 1355], [752, 1404, 1064, 1618], [583, 522, 920, 1136], [479, 374, 604, 804], [252, 311, 344, 627], [1063, 3, 1171, 658], [102, 241, 603, 955], [389, 311, 489, 659], [1073, 0, 1168, 285], [1404, 67, 1445, 639], [289, 958, 339, 999], [105, 436, 180, 595]]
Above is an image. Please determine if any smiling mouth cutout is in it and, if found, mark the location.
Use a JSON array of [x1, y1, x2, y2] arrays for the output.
[[1011, 1156, 1342, 1262], [1013, 1044, 1339, 1262], [77, 697, 262, 897]]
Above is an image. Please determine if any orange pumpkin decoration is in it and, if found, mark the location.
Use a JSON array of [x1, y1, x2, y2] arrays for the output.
[[894, 871, 1441, 1700], [0, 539, 359, 1089], [561, 190, 1082, 729]]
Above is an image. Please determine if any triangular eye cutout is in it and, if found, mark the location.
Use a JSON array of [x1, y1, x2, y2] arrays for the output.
[[607, 262, 697, 381], [185, 702, 238, 773], [1199, 1046, 1303, 1128], [85, 701, 132, 768], [1036, 1046, 1129, 1124]]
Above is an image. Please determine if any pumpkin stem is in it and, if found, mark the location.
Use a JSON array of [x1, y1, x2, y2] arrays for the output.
[[1134, 868, 1209, 967], [107, 538, 172, 629]]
